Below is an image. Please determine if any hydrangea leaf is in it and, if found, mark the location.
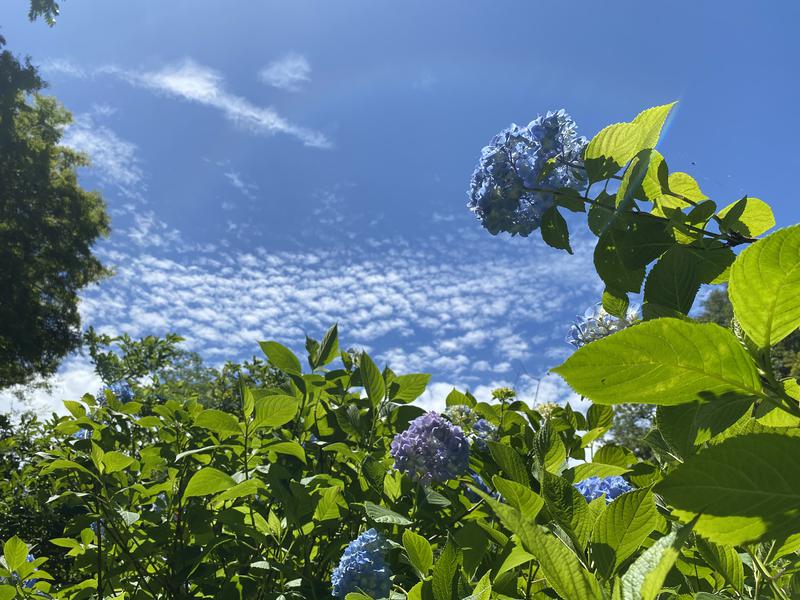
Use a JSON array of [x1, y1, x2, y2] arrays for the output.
[[590, 489, 659, 579], [487, 442, 529, 486], [630, 103, 676, 148], [695, 538, 744, 594], [194, 408, 242, 437], [602, 288, 629, 319], [360, 352, 385, 404], [728, 224, 800, 348], [620, 520, 695, 600], [3, 535, 28, 572], [363, 501, 411, 526], [585, 122, 645, 183], [490, 476, 544, 518], [252, 393, 299, 430], [552, 319, 763, 406], [485, 498, 603, 599], [403, 530, 433, 578], [636, 149, 669, 201], [540, 206, 573, 253], [643, 246, 700, 315], [431, 537, 462, 600], [718, 196, 775, 238], [183, 468, 236, 498], [654, 433, 800, 545], [389, 373, 431, 403], [258, 340, 302, 374]]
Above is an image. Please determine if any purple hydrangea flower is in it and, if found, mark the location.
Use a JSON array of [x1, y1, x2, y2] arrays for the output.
[[574, 476, 632, 503], [390, 412, 470, 485], [331, 529, 391, 598], [468, 110, 587, 236], [566, 304, 640, 348]]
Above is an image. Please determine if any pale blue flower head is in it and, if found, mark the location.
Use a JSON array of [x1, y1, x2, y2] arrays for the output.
[[331, 529, 391, 598], [390, 412, 470, 485], [97, 381, 134, 403], [470, 418, 498, 451], [566, 304, 640, 348], [574, 475, 632, 503], [467, 109, 587, 236]]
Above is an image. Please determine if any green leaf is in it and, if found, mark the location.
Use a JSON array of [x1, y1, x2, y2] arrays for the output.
[[620, 520, 695, 600], [490, 476, 544, 518], [615, 150, 652, 214], [213, 480, 260, 504], [729, 224, 800, 348], [252, 393, 299, 430], [194, 409, 241, 437], [403, 530, 433, 578], [487, 442, 530, 486], [63, 400, 86, 418], [552, 319, 763, 406], [540, 206, 572, 254], [594, 229, 646, 294], [265, 440, 306, 464], [718, 196, 775, 238], [0, 586, 15, 600], [360, 352, 386, 404], [588, 191, 617, 236], [643, 246, 700, 316], [102, 451, 135, 474], [666, 172, 707, 202], [695, 538, 744, 593], [630, 103, 676, 148], [591, 489, 659, 578], [363, 501, 412, 525], [389, 373, 431, 403], [183, 467, 236, 499], [259, 341, 302, 373], [587, 404, 614, 430], [637, 149, 669, 201], [311, 323, 339, 370], [432, 537, 461, 600], [585, 122, 643, 183], [654, 433, 800, 545], [602, 288, 629, 319], [682, 240, 735, 285], [486, 499, 602, 599], [463, 571, 491, 600], [3, 535, 28, 571]]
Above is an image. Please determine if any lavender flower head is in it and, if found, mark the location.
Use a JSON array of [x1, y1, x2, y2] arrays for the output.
[[468, 109, 588, 236], [331, 529, 391, 599], [567, 304, 640, 348], [574, 476, 632, 503], [390, 412, 470, 485]]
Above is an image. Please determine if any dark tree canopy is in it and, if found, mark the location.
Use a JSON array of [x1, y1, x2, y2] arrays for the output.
[[0, 39, 109, 388], [27, 0, 62, 25]]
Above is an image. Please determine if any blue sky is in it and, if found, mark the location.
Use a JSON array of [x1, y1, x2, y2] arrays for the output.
[[2, 1, 799, 412]]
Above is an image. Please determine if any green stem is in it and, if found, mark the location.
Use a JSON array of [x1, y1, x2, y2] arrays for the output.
[[749, 548, 789, 600]]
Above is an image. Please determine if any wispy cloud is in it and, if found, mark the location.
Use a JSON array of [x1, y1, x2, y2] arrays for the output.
[[46, 58, 330, 149], [259, 53, 311, 92], [224, 170, 259, 199], [62, 112, 144, 199]]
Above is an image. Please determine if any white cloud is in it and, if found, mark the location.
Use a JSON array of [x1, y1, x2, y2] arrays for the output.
[[224, 170, 259, 199], [63, 113, 144, 199], [0, 356, 102, 415], [259, 53, 311, 92], [46, 58, 330, 149]]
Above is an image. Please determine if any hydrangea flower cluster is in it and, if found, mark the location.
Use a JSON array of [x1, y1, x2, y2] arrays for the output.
[[96, 381, 134, 403], [566, 304, 640, 348], [390, 412, 470, 485], [73, 427, 92, 440], [536, 402, 559, 420], [442, 406, 497, 451], [467, 110, 587, 236], [464, 471, 502, 503], [331, 529, 391, 599], [574, 476, 632, 503]]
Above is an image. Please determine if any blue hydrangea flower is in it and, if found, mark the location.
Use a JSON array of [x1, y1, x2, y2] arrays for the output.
[[443, 406, 497, 451], [331, 529, 391, 599], [566, 304, 640, 348], [470, 418, 498, 451], [96, 381, 134, 403], [467, 110, 587, 236], [463, 471, 503, 503], [574, 476, 632, 503], [73, 428, 92, 440], [390, 412, 470, 485]]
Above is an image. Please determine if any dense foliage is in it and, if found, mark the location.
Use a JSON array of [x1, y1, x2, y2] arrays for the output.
[[2, 102, 800, 600], [0, 41, 109, 388]]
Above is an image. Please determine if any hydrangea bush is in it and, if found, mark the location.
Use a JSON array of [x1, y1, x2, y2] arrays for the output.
[[4, 102, 800, 599]]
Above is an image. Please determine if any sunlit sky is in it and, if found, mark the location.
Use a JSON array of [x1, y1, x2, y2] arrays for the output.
[[2, 1, 799, 412]]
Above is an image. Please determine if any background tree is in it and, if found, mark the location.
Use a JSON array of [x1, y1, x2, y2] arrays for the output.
[[0, 39, 110, 388], [27, 0, 61, 25]]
